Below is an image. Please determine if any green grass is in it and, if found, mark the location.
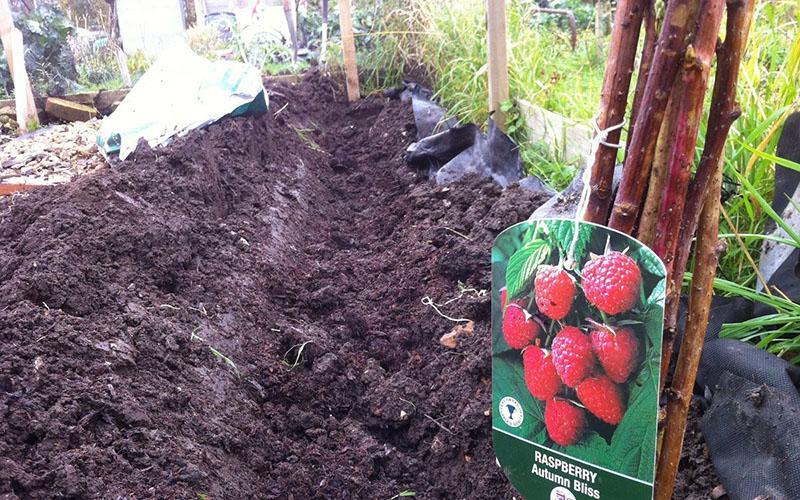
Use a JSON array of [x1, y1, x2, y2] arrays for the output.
[[264, 59, 311, 75], [714, 0, 800, 288], [345, 0, 800, 362]]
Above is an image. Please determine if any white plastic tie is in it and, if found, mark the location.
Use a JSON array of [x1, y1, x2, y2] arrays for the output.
[[565, 115, 626, 269]]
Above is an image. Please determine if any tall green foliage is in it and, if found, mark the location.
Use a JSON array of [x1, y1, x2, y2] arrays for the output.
[[0, 4, 79, 96]]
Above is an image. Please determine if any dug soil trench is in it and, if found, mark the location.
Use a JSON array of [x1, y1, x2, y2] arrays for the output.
[[0, 73, 717, 499]]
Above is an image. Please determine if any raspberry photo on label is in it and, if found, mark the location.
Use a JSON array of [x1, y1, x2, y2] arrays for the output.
[[492, 218, 666, 500]]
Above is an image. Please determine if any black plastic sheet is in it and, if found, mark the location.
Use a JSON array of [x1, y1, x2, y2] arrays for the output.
[[399, 82, 551, 191]]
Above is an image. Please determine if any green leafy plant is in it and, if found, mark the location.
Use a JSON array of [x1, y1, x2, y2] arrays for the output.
[[1, 4, 80, 95], [126, 50, 151, 83], [76, 47, 118, 87], [185, 24, 230, 60]]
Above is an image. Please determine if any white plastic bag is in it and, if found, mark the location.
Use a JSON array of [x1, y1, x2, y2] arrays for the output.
[[97, 42, 268, 160]]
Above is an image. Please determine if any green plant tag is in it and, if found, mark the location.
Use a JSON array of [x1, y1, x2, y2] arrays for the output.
[[492, 218, 666, 500]]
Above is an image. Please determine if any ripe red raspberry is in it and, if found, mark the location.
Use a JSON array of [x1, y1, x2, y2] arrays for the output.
[[576, 375, 626, 425], [502, 304, 540, 349], [551, 326, 595, 388], [523, 347, 562, 401], [534, 265, 576, 320], [590, 325, 640, 383], [581, 251, 642, 315], [544, 398, 585, 446]]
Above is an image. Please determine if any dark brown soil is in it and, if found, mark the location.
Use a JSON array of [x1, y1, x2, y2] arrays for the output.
[[0, 73, 719, 499], [672, 400, 724, 500]]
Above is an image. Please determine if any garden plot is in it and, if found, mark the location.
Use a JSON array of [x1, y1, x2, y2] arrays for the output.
[[0, 74, 719, 499]]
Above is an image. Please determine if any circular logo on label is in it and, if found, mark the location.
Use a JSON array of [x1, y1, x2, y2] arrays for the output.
[[550, 486, 576, 500], [499, 396, 523, 428]]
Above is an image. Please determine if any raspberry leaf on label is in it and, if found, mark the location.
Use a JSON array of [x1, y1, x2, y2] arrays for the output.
[[631, 245, 666, 280], [505, 239, 550, 299], [647, 277, 666, 306], [552, 430, 616, 466], [547, 219, 592, 265], [609, 368, 658, 478]]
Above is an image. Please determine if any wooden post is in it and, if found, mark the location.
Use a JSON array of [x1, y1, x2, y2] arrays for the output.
[[486, 0, 509, 132], [338, 0, 360, 102], [107, 1, 131, 87], [320, 0, 329, 66], [282, 0, 298, 64], [193, 0, 206, 25], [0, 0, 38, 133], [115, 47, 132, 87]]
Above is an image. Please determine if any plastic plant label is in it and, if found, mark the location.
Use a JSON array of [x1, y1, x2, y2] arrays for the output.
[[492, 218, 666, 500]]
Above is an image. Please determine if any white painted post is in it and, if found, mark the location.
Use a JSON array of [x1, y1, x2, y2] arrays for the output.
[[0, 0, 38, 132]]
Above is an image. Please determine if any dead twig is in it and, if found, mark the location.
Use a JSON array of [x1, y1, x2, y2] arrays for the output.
[[437, 226, 472, 240], [424, 414, 454, 435]]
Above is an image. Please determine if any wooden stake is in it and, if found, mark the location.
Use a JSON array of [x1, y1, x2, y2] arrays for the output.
[[584, 0, 647, 223], [486, 0, 509, 132], [0, 0, 38, 133], [338, 0, 360, 102]]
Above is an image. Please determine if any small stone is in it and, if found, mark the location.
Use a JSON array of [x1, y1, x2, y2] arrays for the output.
[[711, 485, 727, 499], [439, 332, 459, 349], [430, 436, 446, 455], [439, 320, 474, 348]]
